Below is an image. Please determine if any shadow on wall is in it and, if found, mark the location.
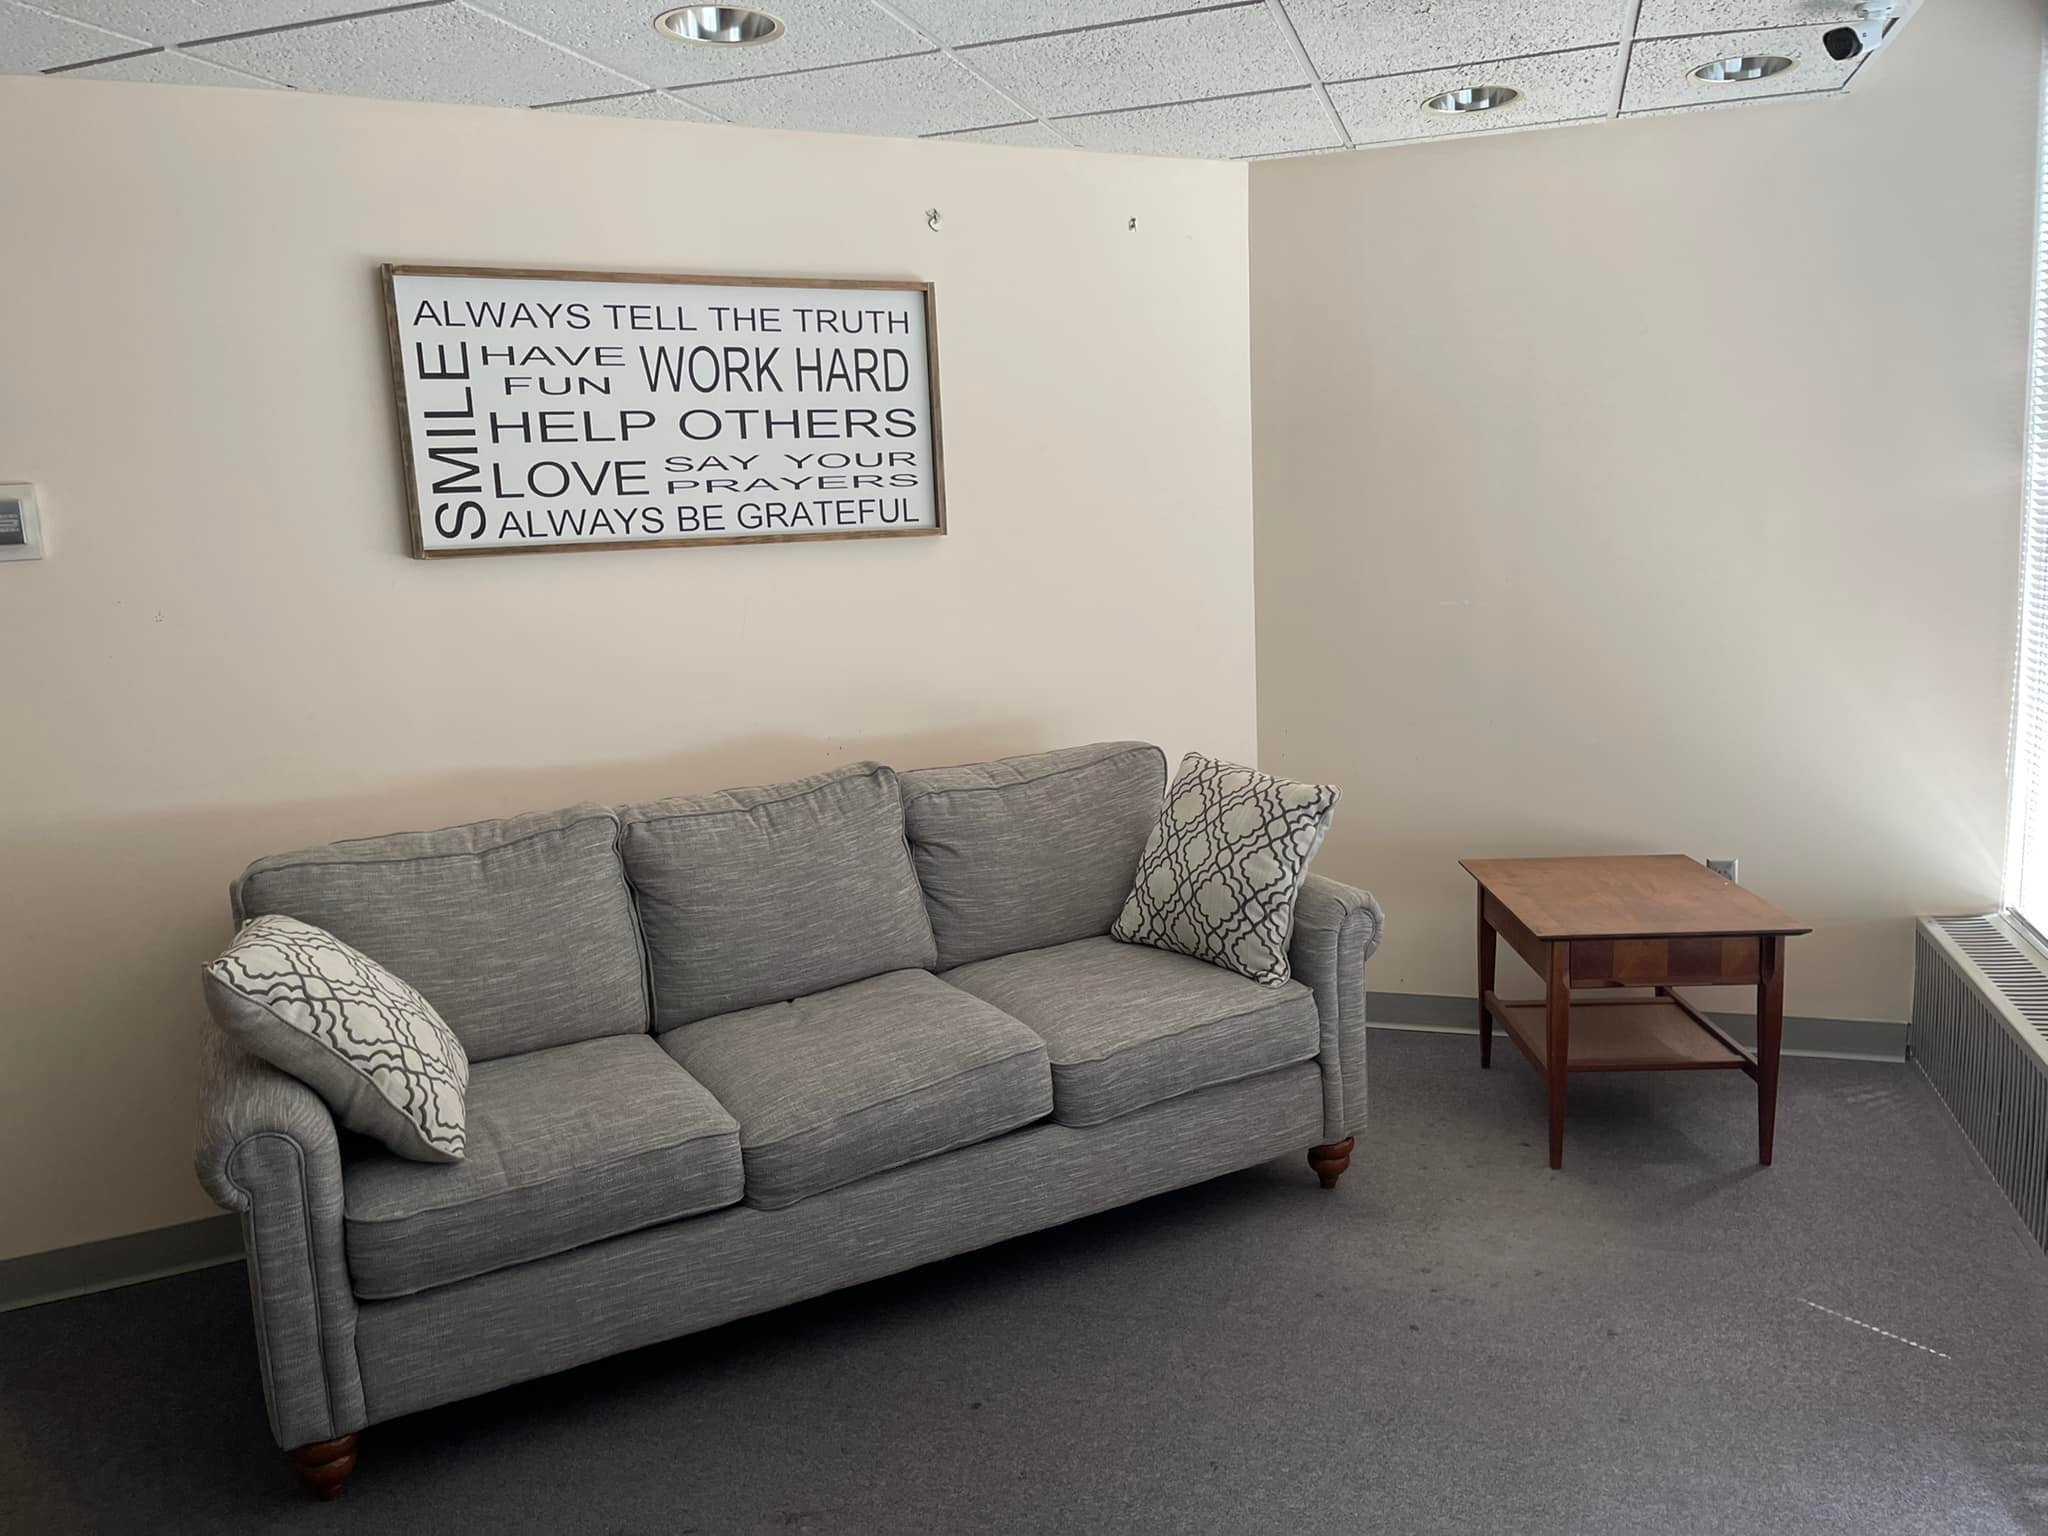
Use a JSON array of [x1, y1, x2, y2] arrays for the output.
[[14, 718, 1060, 919], [0, 720, 1077, 1255]]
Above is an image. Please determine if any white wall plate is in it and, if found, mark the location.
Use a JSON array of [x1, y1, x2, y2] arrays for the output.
[[0, 483, 44, 561]]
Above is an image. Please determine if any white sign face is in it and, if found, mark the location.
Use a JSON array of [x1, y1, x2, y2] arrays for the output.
[[383, 267, 945, 557]]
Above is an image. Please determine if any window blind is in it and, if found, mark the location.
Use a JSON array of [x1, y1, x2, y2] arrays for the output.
[[2005, 50, 2048, 939]]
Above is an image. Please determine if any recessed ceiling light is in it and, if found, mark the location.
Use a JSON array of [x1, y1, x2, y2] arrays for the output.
[[653, 5, 785, 46], [1422, 85, 1520, 114], [1689, 54, 1796, 83]]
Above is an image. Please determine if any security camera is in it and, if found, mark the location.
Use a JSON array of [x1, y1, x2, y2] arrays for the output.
[[1821, 21, 1881, 59], [1822, 2, 1897, 61]]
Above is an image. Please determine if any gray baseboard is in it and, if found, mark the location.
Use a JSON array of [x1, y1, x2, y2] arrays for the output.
[[1370, 991, 1907, 1062], [0, 1214, 242, 1314]]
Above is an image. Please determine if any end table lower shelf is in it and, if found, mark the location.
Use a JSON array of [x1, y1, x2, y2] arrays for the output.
[[1486, 992, 1759, 1075]]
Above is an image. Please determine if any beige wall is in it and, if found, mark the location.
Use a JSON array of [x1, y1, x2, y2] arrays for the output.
[[1251, 0, 2041, 1023], [0, 78, 1255, 1259]]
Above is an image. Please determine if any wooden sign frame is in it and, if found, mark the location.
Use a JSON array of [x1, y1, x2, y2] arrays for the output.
[[381, 264, 947, 558]]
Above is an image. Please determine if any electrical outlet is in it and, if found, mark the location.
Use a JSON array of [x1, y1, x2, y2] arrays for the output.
[[1706, 858, 1739, 884]]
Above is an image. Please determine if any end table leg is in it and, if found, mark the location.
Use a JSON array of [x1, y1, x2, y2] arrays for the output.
[[1477, 890, 1497, 1068], [1757, 935, 1785, 1165], [1545, 942, 1570, 1169]]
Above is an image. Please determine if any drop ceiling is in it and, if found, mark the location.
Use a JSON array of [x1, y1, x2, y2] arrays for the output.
[[1, 0, 1911, 160]]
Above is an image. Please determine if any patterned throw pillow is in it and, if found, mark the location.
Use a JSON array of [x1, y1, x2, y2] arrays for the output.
[[1112, 753, 1340, 985], [203, 914, 469, 1162]]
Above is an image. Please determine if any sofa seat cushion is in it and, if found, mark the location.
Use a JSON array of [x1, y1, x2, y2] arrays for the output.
[[344, 1035, 742, 1299], [660, 970, 1052, 1210], [942, 936, 1320, 1128]]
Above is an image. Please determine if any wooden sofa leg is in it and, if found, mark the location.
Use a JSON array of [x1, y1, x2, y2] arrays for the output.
[[287, 1433, 359, 1500], [1307, 1137, 1355, 1190]]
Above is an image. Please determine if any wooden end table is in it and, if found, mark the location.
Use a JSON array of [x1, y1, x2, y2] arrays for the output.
[[1460, 855, 1809, 1170]]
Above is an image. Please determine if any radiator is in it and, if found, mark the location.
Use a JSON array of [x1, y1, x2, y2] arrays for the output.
[[1912, 915, 2048, 1251]]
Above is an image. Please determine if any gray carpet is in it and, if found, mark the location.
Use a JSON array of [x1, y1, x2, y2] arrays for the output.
[[5, 1028, 2048, 1535]]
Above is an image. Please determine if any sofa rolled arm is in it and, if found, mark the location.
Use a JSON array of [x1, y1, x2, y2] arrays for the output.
[[1289, 873, 1385, 1142], [196, 1026, 366, 1449]]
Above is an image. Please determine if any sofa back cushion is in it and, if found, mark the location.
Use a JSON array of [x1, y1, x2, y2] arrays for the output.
[[233, 804, 647, 1062], [619, 762, 937, 1029], [900, 741, 1167, 970]]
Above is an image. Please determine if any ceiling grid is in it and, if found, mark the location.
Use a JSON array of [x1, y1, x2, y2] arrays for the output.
[[2, 0, 1917, 159], [1606, 0, 1648, 116]]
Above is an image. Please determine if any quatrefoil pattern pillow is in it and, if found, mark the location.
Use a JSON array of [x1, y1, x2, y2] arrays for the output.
[[204, 914, 469, 1162], [1112, 753, 1340, 985]]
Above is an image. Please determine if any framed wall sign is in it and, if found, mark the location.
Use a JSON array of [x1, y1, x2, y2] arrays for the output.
[[381, 265, 946, 558]]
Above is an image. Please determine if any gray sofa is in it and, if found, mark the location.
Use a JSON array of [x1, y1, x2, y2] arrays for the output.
[[194, 741, 1384, 1498]]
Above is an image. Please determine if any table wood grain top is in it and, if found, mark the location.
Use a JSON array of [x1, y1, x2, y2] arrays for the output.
[[1460, 854, 1809, 941]]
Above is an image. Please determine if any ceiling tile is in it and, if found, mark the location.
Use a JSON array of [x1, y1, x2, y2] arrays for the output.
[[1328, 46, 1617, 145], [883, 0, 1210, 48], [924, 120, 1072, 148], [1282, 0, 1621, 81], [961, 6, 1305, 118], [535, 88, 717, 121], [34, 1, 351, 45], [1622, 26, 1857, 112], [1058, 87, 1342, 159], [473, 0, 927, 87], [187, 3, 640, 107], [1634, 0, 1863, 39], [58, 46, 283, 87], [0, 1, 143, 72], [676, 51, 1023, 138]]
